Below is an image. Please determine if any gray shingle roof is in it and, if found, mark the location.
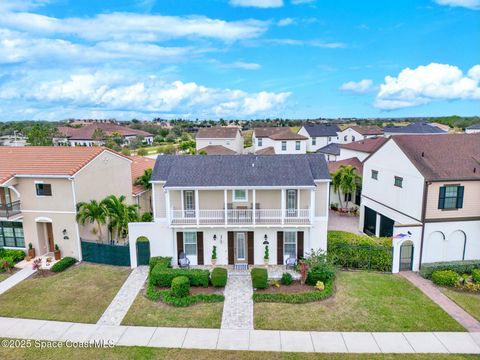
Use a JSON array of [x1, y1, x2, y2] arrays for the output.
[[466, 123, 480, 130], [152, 154, 330, 187], [384, 122, 447, 134], [302, 124, 340, 137], [317, 143, 340, 156]]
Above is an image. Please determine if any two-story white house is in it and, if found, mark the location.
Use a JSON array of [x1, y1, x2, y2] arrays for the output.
[[337, 137, 388, 162], [337, 125, 384, 144], [195, 127, 243, 155], [253, 128, 308, 154], [384, 122, 447, 137], [128, 154, 331, 268], [360, 134, 480, 273], [298, 124, 340, 152]]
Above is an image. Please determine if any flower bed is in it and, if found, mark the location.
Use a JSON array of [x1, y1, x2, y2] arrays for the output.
[[253, 279, 333, 304]]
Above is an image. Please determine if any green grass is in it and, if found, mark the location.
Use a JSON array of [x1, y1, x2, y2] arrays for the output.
[[442, 288, 480, 321], [0, 264, 130, 323], [254, 271, 464, 332], [122, 292, 224, 328], [0, 272, 11, 282]]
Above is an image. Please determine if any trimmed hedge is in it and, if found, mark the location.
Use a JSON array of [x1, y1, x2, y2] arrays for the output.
[[280, 272, 293, 286], [0, 248, 25, 263], [471, 269, 480, 284], [211, 267, 228, 287], [146, 280, 224, 307], [253, 279, 334, 303], [171, 276, 190, 298], [432, 270, 460, 287], [420, 260, 480, 279], [251, 268, 268, 289], [150, 266, 209, 287], [327, 231, 393, 272], [149, 256, 172, 273], [51, 257, 77, 273]]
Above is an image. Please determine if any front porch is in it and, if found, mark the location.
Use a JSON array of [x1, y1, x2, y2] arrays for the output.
[[15, 252, 60, 270]]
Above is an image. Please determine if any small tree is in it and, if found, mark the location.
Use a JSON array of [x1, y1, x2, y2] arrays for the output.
[[76, 200, 107, 242], [331, 165, 361, 209], [135, 168, 152, 190]]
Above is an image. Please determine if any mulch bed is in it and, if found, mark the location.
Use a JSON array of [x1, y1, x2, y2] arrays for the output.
[[154, 286, 224, 295], [255, 280, 315, 294]]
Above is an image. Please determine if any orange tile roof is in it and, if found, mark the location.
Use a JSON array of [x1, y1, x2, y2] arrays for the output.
[[328, 157, 363, 174], [130, 155, 156, 195], [57, 123, 153, 140]]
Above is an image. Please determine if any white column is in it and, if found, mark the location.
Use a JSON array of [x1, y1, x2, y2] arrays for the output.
[[224, 189, 228, 225], [281, 189, 285, 225], [195, 189, 199, 225], [375, 213, 381, 237], [253, 189, 256, 226], [165, 189, 171, 224], [310, 188, 315, 222]]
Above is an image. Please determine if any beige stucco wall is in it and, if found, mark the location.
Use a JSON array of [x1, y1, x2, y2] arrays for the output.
[[153, 183, 166, 217], [15, 177, 74, 212], [134, 191, 152, 214], [425, 180, 480, 219], [315, 182, 328, 217]]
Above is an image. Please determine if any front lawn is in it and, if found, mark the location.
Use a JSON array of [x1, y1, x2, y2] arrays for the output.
[[122, 291, 224, 328], [254, 271, 464, 331], [442, 288, 480, 321], [0, 272, 12, 282], [0, 263, 130, 323]]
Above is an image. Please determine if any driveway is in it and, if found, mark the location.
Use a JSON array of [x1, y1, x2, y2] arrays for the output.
[[328, 210, 362, 234]]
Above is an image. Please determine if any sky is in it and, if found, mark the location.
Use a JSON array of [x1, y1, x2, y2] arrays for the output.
[[0, 0, 479, 120]]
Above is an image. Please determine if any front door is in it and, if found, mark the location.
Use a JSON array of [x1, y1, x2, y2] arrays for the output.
[[183, 232, 198, 265], [46, 223, 55, 252], [235, 232, 246, 263], [399, 241, 414, 271]]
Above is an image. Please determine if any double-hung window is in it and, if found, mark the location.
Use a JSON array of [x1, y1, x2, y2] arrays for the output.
[[438, 185, 464, 210], [371, 170, 378, 180], [233, 189, 247, 202], [184, 232, 197, 257], [295, 141, 301, 151], [281, 141, 287, 151], [284, 232, 297, 260], [35, 183, 52, 196]]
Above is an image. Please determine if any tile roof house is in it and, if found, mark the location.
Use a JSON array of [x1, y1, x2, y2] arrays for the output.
[[298, 124, 341, 152], [360, 133, 480, 273], [384, 122, 447, 136], [337, 125, 384, 144], [195, 127, 244, 154], [128, 154, 331, 267], [130, 155, 156, 214], [338, 137, 388, 161], [253, 128, 308, 154]]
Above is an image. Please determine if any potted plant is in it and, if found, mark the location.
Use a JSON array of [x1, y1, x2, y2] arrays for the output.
[[211, 245, 217, 266], [54, 244, 61, 260], [28, 242, 35, 259], [263, 245, 269, 266]]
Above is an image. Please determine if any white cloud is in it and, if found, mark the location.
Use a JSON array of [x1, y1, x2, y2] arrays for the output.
[[375, 63, 480, 109], [291, 0, 315, 4], [340, 79, 374, 93], [262, 38, 346, 48], [230, 0, 284, 8], [0, 70, 291, 118], [434, 0, 480, 10], [277, 18, 295, 26], [0, 0, 50, 12], [223, 61, 262, 70]]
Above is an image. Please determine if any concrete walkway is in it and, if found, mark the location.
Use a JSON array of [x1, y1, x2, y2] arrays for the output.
[[0, 267, 36, 295], [97, 266, 148, 326], [401, 272, 480, 332], [328, 209, 361, 234], [221, 273, 253, 330], [0, 317, 479, 353]]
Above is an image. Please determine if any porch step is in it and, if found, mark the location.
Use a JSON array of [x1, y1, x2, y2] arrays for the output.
[[233, 264, 249, 271]]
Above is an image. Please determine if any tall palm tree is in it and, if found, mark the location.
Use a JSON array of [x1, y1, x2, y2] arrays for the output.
[[102, 195, 139, 242], [76, 200, 107, 241], [134, 168, 152, 190], [331, 165, 361, 209]]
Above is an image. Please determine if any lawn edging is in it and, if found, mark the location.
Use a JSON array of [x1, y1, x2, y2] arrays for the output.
[[253, 279, 333, 303]]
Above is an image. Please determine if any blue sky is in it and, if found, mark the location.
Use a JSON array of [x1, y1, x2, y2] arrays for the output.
[[0, 0, 479, 120]]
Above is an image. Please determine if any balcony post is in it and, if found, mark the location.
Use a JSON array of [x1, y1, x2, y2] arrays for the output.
[[224, 189, 228, 225], [165, 189, 171, 224], [281, 189, 285, 225], [252, 189, 256, 226], [195, 189, 199, 225], [310, 188, 315, 223]]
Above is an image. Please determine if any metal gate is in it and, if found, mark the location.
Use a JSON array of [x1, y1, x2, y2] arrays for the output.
[[136, 240, 150, 266], [399, 242, 414, 271], [81, 240, 130, 266]]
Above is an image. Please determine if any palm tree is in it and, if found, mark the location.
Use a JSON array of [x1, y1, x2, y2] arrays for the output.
[[76, 200, 107, 241], [331, 165, 361, 210], [134, 168, 152, 190], [102, 195, 139, 242]]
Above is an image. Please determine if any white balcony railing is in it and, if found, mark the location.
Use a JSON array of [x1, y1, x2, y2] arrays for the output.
[[170, 208, 310, 226]]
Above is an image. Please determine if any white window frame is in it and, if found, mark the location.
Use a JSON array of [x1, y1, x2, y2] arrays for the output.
[[258, 138, 263, 147], [34, 181, 52, 197], [284, 231, 297, 260], [295, 141, 301, 151], [233, 189, 248, 202], [281, 141, 287, 151], [236, 232, 246, 261]]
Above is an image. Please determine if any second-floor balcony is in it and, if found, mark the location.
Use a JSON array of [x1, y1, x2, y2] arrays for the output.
[[0, 200, 21, 219]]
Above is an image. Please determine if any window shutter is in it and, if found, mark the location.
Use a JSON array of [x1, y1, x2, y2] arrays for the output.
[[277, 232, 284, 265], [438, 186, 446, 209], [297, 231, 304, 260], [247, 232, 254, 265], [228, 232, 234, 265], [456, 186, 464, 209], [197, 232, 204, 265], [176, 232, 184, 261]]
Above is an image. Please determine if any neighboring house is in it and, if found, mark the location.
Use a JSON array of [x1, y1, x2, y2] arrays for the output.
[[337, 125, 384, 144], [466, 124, 480, 134], [317, 143, 341, 162], [328, 157, 363, 210], [253, 128, 308, 154], [196, 127, 244, 154], [131, 156, 156, 214], [54, 123, 154, 147], [0, 147, 134, 260], [298, 124, 340, 152], [360, 134, 480, 273], [384, 122, 448, 136], [0, 135, 27, 147], [128, 154, 331, 267], [338, 137, 388, 161]]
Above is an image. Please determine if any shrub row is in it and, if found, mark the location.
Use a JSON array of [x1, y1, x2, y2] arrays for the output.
[[472, 269, 480, 284], [171, 276, 190, 298], [327, 231, 392, 272], [149, 256, 172, 273], [0, 248, 25, 263], [431, 270, 460, 286], [253, 279, 334, 303], [251, 268, 268, 289], [420, 260, 480, 279], [146, 280, 224, 307], [211, 267, 227, 287], [51, 257, 77, 273], [150, 265, 210, 287]]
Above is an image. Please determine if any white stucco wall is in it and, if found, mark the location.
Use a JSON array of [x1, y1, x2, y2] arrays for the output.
[[196, 130, 244, 153], [273, 139, 307, 154], [337, 148, 370, 161]]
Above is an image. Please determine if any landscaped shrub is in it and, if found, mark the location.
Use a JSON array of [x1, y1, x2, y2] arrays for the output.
[[280, 272, 293, 285], [51, 257, 77, 273], [306, 267, 336, 286], [253, 279, 334, 303], [171, 276, 190, 298], [211, 267, 227, 287], [472, 269, 480, 284], [146, 280, 224, 307], [431, 270, 460, 287], [149, 256, 172, 272], [141, 212, 153, 222], [251, 268, 268, 289], [150, 266, 209, 287], [420, 260, 480, 279], [327, 231, 393, 272], [0, 248, 25, 263], [1, 256, 14, 272], [304, 249, 336, 285]]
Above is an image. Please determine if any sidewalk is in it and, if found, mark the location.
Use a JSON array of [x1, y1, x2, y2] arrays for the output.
[[0, 317, 479, 353], [0, 267, 36, 295], [401, 271, 480, 332]]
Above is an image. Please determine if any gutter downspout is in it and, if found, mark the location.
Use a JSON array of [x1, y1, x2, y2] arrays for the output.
[[418, 181, 429, 270], [70, 178, 82, 261]]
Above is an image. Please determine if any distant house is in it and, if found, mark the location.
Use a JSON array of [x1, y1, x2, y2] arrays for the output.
[[328, 157, 363, 210], [54, 123, 154, 147], [317, 143, 341, 161], [298, 124, 340, 152], [384, 122, 447, 136], [195, 127, 243, 154], [337, 125, 384, 144], [0, 134, 27, 147], [253, 128, 308, 154], [338, 137, 388, 161], [466, 124, 480, 134]]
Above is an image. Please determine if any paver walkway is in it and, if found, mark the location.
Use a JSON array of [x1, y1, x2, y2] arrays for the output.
[[97, 266, 148, 326], [221, 273, 253, 330], [0, 317, 479, 353], [401, 271, 480, 332], [0, 267, 36, 295], [328, 209, 361, 233]]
